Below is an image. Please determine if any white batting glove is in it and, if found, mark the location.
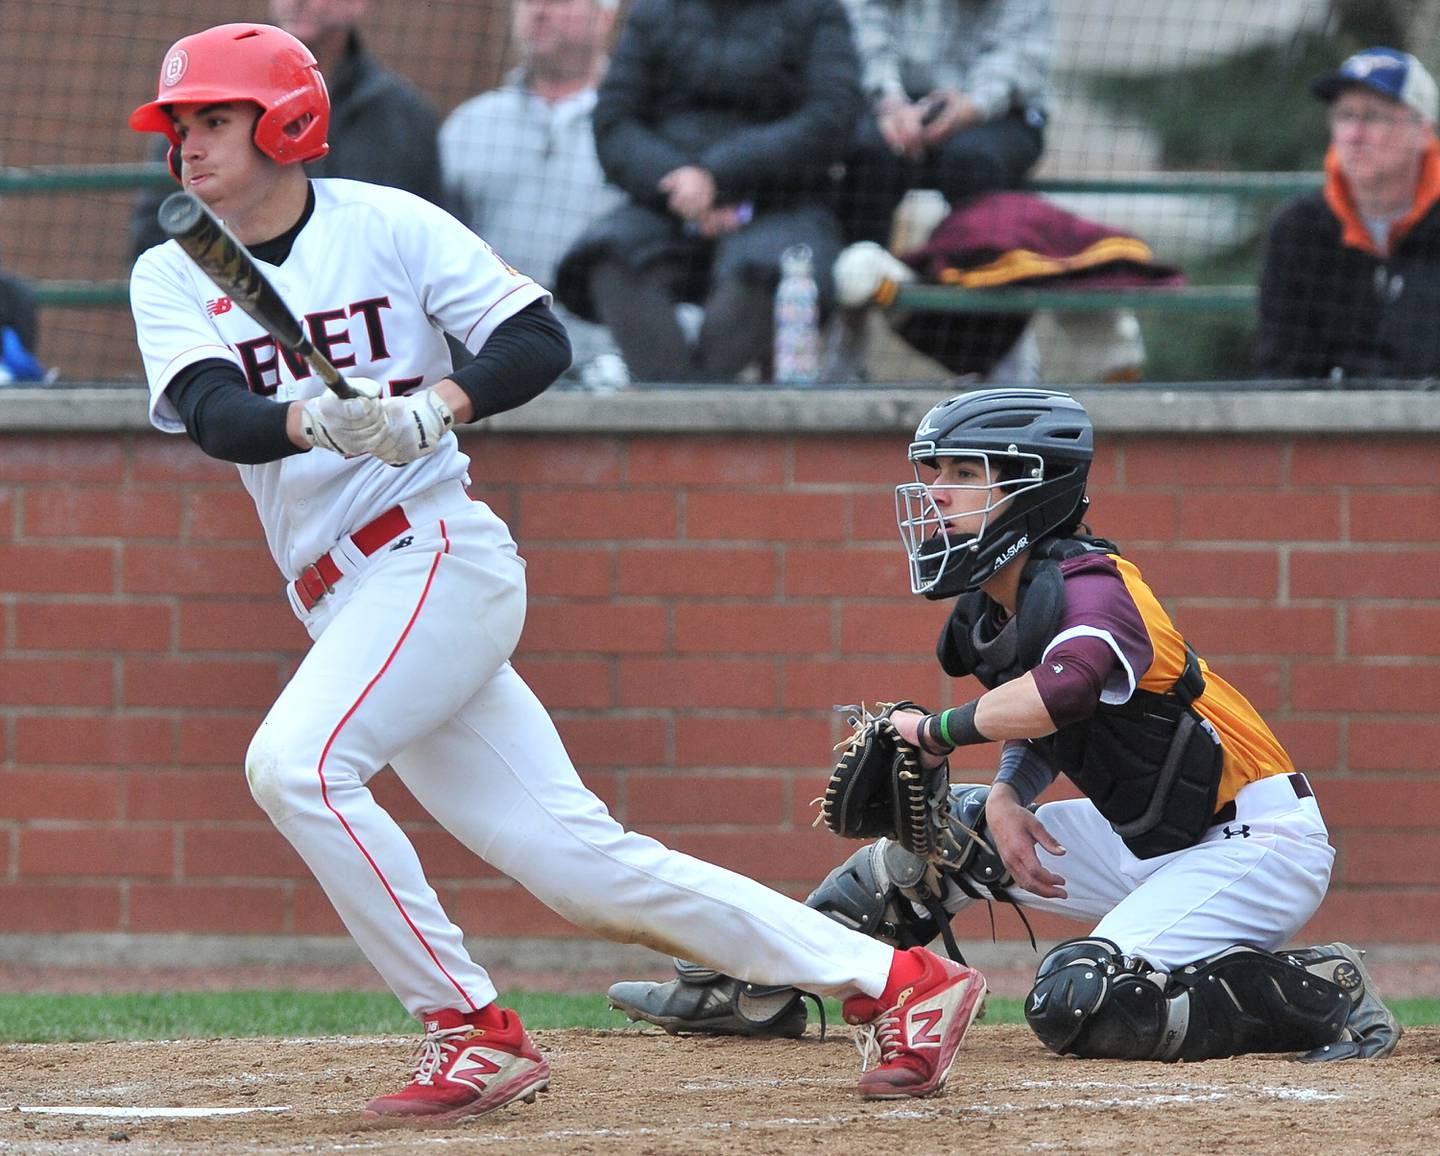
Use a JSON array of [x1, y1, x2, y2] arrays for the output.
[[371, 389, 456, 465], [300, 377, 388, 457]]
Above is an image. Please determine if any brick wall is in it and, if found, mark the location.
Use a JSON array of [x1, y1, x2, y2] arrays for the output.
[[1, 425, 1437, 947]]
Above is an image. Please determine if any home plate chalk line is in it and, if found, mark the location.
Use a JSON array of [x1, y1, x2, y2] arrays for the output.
[[18, 1106, 292, 1118]]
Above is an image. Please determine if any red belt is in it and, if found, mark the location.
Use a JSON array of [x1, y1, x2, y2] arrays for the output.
[[294, 505, 412, 611], [1211, 772, 1313, 827]]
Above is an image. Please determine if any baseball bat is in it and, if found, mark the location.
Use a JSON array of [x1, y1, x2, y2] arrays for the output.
[[157, 191, 357, 398]]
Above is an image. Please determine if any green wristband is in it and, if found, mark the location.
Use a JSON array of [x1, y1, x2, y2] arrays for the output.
[[939, 701, 987, 747]]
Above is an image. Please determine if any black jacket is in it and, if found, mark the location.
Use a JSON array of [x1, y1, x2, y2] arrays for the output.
[[593, 0, 862, 211], [130, 31, 443, 257], [1257, 186, 1440, 382]]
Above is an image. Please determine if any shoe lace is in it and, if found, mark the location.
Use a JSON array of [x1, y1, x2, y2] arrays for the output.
[[852, 1010, 904, 1072], [410, 1024, 472, 1087]]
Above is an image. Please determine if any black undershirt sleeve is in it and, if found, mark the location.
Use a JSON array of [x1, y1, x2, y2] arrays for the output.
[[449, 300, 572, 420], [165, 360, 303, 464]]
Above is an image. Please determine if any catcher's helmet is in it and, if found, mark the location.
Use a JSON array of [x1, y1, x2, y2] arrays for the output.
[[896, 388, 1093, 598], [129, 23, 330, 172]]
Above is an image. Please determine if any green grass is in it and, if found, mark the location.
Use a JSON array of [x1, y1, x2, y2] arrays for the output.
[[0, 992, 1432, 1043]]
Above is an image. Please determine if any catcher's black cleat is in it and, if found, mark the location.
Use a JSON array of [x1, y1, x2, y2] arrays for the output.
[[608, 959, 817, 1039], [1288, 942, 1403, 1061]]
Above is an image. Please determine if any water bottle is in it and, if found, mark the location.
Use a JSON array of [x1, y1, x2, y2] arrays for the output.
[[773, 244, 820, 385]]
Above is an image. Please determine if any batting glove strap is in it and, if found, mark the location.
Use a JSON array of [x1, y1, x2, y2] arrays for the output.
[[373, 389, 456, 465]]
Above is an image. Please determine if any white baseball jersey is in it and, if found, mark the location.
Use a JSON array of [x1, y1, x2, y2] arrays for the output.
[[130, 178, 548, 577]]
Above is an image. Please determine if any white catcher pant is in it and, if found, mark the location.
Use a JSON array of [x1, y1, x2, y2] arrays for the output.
[[247, 483, 893, 1016], [948, 774, 1335, 972]]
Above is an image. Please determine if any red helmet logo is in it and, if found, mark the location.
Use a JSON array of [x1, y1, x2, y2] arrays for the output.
[[162, 49, 189, 87]]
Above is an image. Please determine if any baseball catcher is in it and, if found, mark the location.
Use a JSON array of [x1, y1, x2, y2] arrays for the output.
[[609, 387, 1401, 1064]]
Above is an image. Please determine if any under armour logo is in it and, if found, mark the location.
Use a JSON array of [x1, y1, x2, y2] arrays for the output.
[[389, 535, 414, 551], [206, 297, 233, 317], [1222, 824, 1251, 839]]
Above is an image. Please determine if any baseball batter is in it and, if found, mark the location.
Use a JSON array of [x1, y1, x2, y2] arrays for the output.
[[128, 23, 988, 1122], [609, 388, 1403, 1064]]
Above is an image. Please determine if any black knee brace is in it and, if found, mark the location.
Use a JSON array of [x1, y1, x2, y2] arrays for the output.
[[1026, 939, 1352, 1062]]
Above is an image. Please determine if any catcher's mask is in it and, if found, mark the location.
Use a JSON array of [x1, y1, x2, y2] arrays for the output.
[[896, 388, 1093, 598]]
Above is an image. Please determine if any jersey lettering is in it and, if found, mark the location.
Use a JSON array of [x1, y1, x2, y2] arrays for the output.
[[234, 299, 395, 393], [350, 297, 393, 360]]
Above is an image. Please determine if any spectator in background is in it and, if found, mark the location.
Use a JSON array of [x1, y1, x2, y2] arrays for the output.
[[441, 0, 628, 388], [129, 0, 443, 257], [1257, 48, 1440, 383], [553, 0, 861, 383], [0, 269, 48, 384], [836, 0, 1051, 246]]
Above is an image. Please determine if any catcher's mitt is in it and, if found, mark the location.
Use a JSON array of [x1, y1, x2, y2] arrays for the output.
[[819, 702, 952, 857]]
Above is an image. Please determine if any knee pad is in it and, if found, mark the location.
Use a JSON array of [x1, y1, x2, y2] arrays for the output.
[[1026, 937, 1177, 1060], [804, 841, 940, 949]]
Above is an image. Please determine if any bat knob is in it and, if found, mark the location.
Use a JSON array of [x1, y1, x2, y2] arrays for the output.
[[158, 191, 206, 238]]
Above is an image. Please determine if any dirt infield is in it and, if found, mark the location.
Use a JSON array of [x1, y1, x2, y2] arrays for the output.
[[3, 1024, 1437, 1155]]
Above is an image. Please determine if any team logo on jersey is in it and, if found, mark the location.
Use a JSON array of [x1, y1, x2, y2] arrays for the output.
[[206, 297, 233, 317], [162, 49, 189, 87]]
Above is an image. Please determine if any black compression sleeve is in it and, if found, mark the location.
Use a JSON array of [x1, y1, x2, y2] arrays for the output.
[[165, 360, 305, 464], [449, 300, 572, 421]]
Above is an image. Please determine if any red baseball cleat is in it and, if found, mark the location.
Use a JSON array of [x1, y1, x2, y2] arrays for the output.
[[844, 949, 987, 1099], [362, 1007, 549, 1122]]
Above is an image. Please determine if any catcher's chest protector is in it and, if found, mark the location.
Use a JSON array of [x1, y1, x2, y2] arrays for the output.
[[936, 536, 1224, 858]]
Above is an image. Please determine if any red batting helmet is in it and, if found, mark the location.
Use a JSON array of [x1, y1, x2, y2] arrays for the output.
[[129, 23, 330, 167]]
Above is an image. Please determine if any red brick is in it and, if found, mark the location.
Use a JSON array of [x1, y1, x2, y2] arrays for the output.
[[14, 601, 173, 652], [686, 490, 846, 542], [665, 827, 853, 885], [674, 604, 831, 655], [0, 436, 126, 483], [291, 883, 350, 934], [1350, 605, 1440, 657], [625, 774, 788, 825], [1124, 438, 1284, 486], [1088, 445, 1120, 488], [176, 713, 264, 765], [1291, 662, 1440, 714], [177, 600, 308, 652], [781, 658, 955, 711], [1347, 491, 1440, 543], [0, 770, 124, 821], [0, 657, 114, 706], [1178, 605, 1337, 657], [1266, 718, 1341, 773], [616, 546, 778, 597], [1085, 489, 1180, 542], [123, 543, 280, 596], [126, 769, 260, 821], [1290, 438, 1438, 486], [128, 882, 289, 933], [514, 657, 615, 709], [186, 490, 264, 541], [518, 489, 677, 541], [0, 883, 122, 932], [849, 490, 903, 542], [520, 603, 667, 653], [619, 658, 778, 709], [793, 437, 905, 485], [1341, 833, 1440, 885], [1302, 890, 1440, 943], [523, 546, 615, 598], [555, 715, 669, 768], [23, 488, 184, 539], [1349, 720, 1440, 771], [1216, 660, 1284, 712], [674, 714, 831, 768], [182, 826, 309, 878], [0, 544, 116, 593], [839, 602, 950, 654], [129, 440, 236, 483], [627, 438, 787, 485], [1315, 777, 1440, 828], [123, 658, 281, 709], [1123, 546, 1279, 599], [474, 488, 516, 525], [1179, 490, 1341, 542], [409, 829, 501, 880], [16, 714, 175, 766], [19, 826, 173, 878], [463, 435, 621, 486], [439, 882, 579, 938], [1290, 550, 1440, 599], [783, 546, 910, 597], [368, 770, 433, 824], [0, 485, 14, 539]]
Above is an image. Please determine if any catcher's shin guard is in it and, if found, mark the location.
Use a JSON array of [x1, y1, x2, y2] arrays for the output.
[[607, 959, 812, 1038], [1026, 939, 1353, 1061], [1285, 942, 1403, 1061]]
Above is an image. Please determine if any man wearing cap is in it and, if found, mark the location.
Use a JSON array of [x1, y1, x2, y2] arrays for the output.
[[1257, 47, 1440, 382]]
